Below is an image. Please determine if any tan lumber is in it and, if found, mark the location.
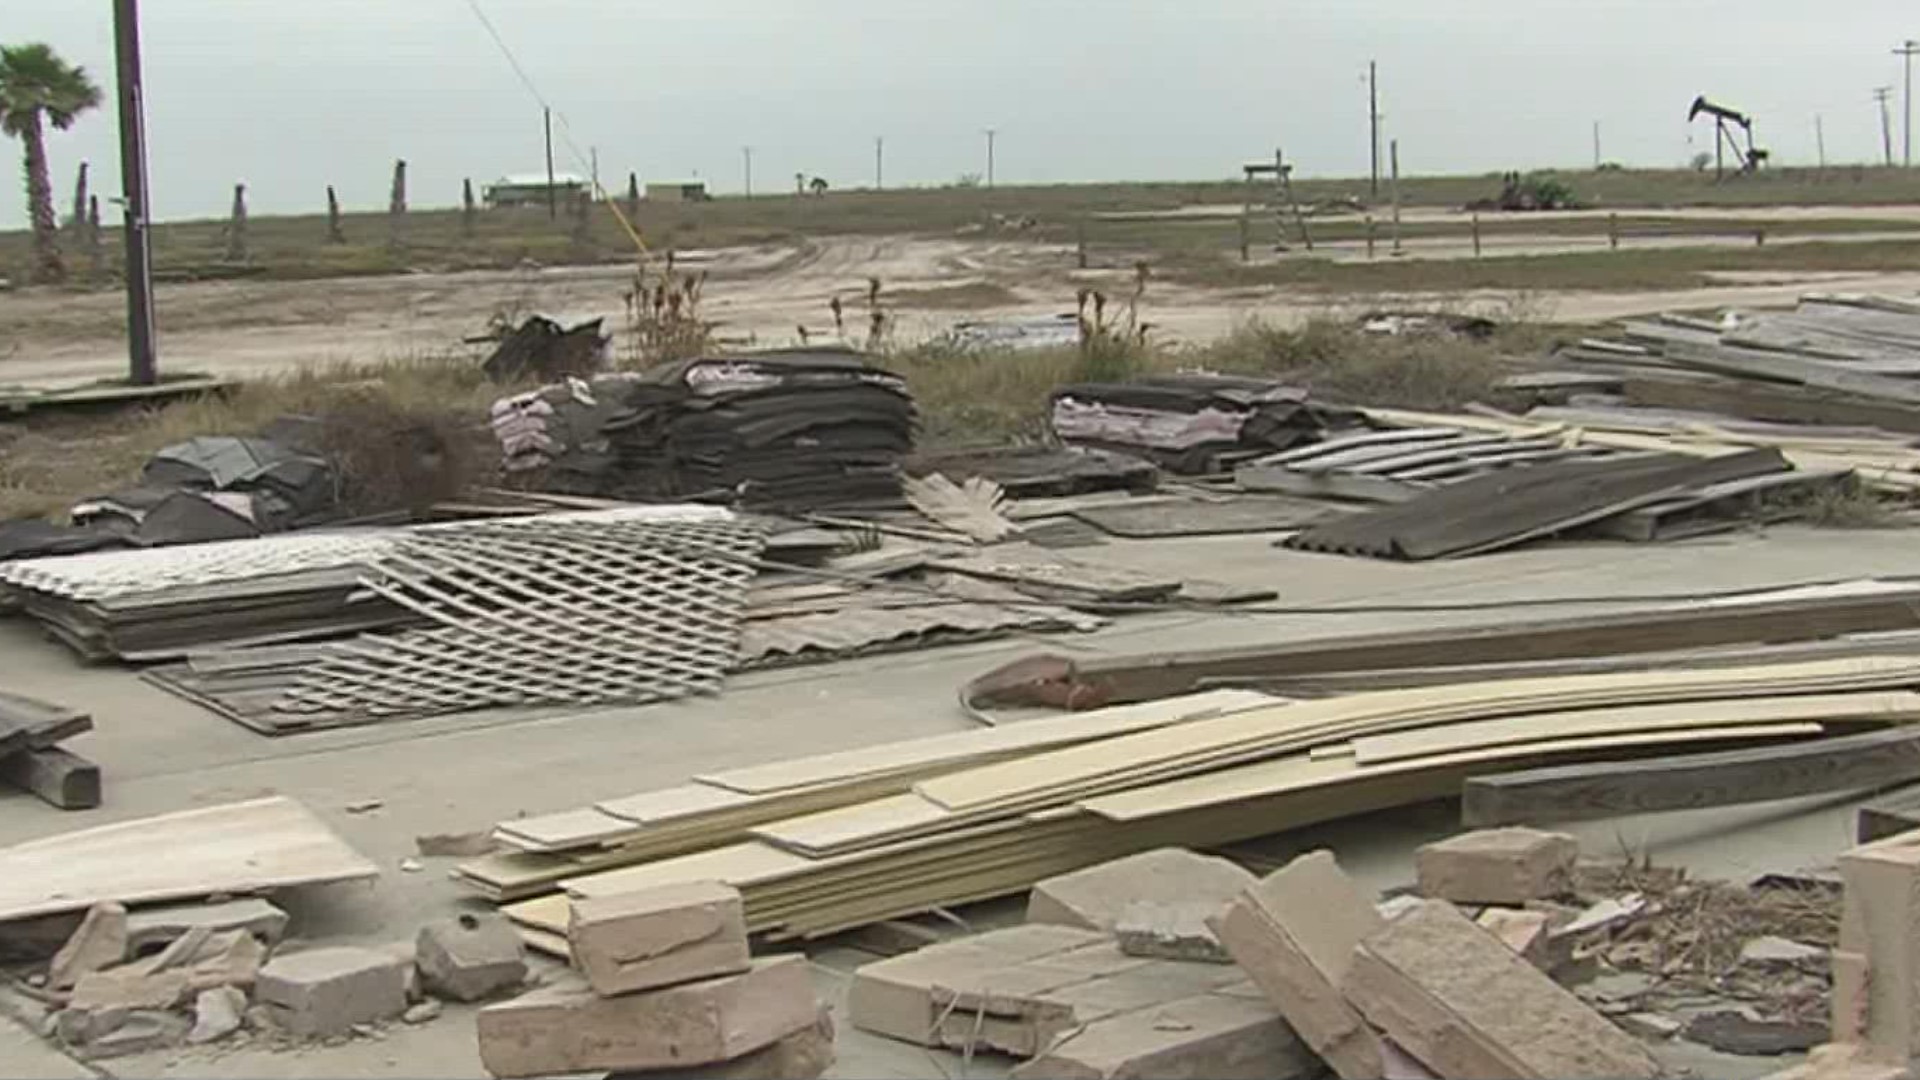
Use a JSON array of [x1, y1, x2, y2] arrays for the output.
[[701, 690, 1276, 794], [0, 796, 377, 922], [1342, 900, 1659, 1079], [917, 656, 1920, 818], [1350, 691, 1920, 766]]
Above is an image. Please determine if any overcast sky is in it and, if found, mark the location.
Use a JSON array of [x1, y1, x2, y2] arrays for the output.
[[1, 1, 1915, 225]]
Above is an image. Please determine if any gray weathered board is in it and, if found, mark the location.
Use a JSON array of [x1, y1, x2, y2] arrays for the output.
[[1071, 496, 1338, 537]]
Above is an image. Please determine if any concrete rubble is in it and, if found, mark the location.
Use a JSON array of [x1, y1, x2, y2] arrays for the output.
[[1027, 847, 1256, 932], [567, 880, 751, 996], [254, 946, 409, 1037], [415, 911, 527, 1002], [1414, 827, 1579, 906]]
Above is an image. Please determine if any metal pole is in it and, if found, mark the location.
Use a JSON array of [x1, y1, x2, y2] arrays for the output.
[[1898, 40, 1918, 167], [113, 0, 157, 386], [742, 146, 752, 198], [985, 128, 996, 188], [875, 136, 883, 190], [543, 106, 556, 219], [1368, 60, 1379, 198]]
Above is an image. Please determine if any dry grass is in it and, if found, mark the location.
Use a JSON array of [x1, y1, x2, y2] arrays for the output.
[[0, 356, 514, 523]]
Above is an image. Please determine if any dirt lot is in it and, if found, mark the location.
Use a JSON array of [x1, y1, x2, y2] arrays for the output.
[[5, 223, 1920, 390]]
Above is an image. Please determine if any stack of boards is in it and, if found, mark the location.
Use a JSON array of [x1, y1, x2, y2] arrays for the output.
[[462, 657, 1920, 953]]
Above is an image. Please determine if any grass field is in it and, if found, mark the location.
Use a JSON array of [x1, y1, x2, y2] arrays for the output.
[[5, 165, 1918, 287]]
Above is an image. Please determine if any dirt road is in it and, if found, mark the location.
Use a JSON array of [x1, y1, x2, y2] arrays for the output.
[[4, 234, 1920, 388]]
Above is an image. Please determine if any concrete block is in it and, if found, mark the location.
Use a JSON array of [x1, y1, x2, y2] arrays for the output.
[[1415, 828, 1578, 906], [124, 898, 287, 956], [255, 946, 408, 1038], [48, 902, 127, 990], [934, 952, 1247, 1059], [1114, 901, 1231, 963], [417, 912, 527, 1002], [1011, 991, 1316, 1080], [74, 1009, 188, 1060], [1207, 850, 1387, 1080], [379, 940, 422, 1001], [69, 967, 192, 1013], [849, 924, 1105, 1046], [1342, 899, 1659, 1079], [1838, 830, 1920, 1063], [608, 1007, 837, 1080], [1028, 848, 1254, 933], [476, 956, 816, 1078], [568, 880, 750, 997], [187, 985, 246, 1045]]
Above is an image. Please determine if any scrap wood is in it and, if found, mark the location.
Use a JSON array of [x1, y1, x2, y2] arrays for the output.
[[0, 690, 91, 759], [960, 580, 1920, 710], [0, 796, 376, 922], [0, 747, 101, 810], [1462, 724, 1920, 828], [902, 473, 1019, 543]]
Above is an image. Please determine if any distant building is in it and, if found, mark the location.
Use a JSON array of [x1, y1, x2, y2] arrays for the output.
[[483, 173, 589, 208], [645, 180, 711, 203]]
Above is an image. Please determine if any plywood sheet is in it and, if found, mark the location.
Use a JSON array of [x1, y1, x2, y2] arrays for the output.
[[0, 796, 378, 922]]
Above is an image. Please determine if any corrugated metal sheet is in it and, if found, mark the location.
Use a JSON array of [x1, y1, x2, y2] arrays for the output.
[[1284, 448, 1791, 560], [1236, 427, 1633, 503]]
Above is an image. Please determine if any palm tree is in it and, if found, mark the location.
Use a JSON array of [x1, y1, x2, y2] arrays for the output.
[[0, 44, 103, 284]]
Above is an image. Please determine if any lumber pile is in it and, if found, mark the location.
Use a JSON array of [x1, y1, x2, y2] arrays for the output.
[[479, 881, 830, 1079], [460, 655, 1920, 950], [0, 690, 99, 809]]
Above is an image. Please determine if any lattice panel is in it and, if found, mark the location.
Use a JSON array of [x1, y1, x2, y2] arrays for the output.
[[271, 516, 765, 723]]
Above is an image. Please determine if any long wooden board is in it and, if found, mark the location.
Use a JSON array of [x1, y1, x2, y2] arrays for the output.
[[0, 796, 377, 921], [1459, 725, 1920, 828]]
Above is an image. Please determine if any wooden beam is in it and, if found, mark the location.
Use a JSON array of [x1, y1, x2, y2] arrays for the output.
[[0, 747, 101, 810], [1461, 726, 1920, 828]]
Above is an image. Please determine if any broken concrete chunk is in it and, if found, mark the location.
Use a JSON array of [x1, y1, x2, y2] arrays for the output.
[[1376, 895, 1424, 922], [1208, 850, 1387, 1080], [48, 901, 127, 990], [417, 912, 527, 1002], [1010, 991, 1316, 1080], [1474, 908, 1551, 969], [1835, 830, 1920, 1061], [124, 897, 288, 956], [187, 985, 247, 1045], [255, 946, 408, 1038], [1114, 900, 1232, 963], [1554, 893, 1647, 940], [181, 930, 268, 991], [1617, 1012, 1682, 1041], [476, 957, 816, 1078], [75, 1008, 188, 1060], [1027, 848, 1255, 933], [1342, 899, 1660, 1079], [1415, 828, 1578, 906], [567, 880, 750, 997], [416, 831, 497, 858], [378, 940, 422, 1002], [1685, 1010, 1827, 1056], [69, 967, 192, 1013], [606, 1007, 836, 1080], [848, 923, 1106, 1046], [403, 999, 442, 1025]]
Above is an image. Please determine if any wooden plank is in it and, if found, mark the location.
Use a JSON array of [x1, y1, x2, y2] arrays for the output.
[[0, 690, 92, 759], [1623, 376, 1920, 435], [0, 796, 377, 921], [1460, 725, 1920, 828], [0, 747, 101, 810], [1350, 691, 1920, 766]]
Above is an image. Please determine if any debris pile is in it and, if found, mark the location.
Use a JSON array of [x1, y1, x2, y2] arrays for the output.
[[1050, 373, 1368, 475], [487, 374, 637, 487], [601, 350, 918, 511], [475, 314, 608, 383], [0, 689, 98, 810]]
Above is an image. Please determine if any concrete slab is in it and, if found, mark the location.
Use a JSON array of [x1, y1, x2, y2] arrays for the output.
[[0, 526, 1913, 1076]]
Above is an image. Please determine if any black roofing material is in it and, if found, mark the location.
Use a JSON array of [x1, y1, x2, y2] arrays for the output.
[[1283, 448, 1791, 560]]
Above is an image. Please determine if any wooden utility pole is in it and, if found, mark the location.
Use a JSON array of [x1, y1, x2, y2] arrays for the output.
[[1592, 121, 1601, 168], [874, 136, 884, 190], [1389, 139, 1403, 256], [326, 185, 345, 244], [985, 128, 997, 188], [1897, 40, 1919, 167], [1876, 87, 1896, 167], [1368, 60, 1380, 198], [112, 0, 157, 386], [1275, 148, 1313, 251], [742, 146, 753, 197], [543, 106, 557, 219], [1816, 114, 1827, 178]]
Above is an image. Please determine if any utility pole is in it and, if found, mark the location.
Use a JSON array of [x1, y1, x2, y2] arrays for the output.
[[543, 106, 557, 219], [590, 146, 599, 194], [874, 136, 884, 190], [1368, 60, 1380, 198], [742, 146, 753, 197], [984, 128, 997, 188], [1897, 39, 1919, 167], [1592, 121, 1601, 168], [1815, 114, 1827, 174], [1876, 87, 1896, 167], [112, 0, 157, 386]]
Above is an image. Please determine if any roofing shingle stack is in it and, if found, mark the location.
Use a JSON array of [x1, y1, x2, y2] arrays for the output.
[[1050, 373, 1368, 474], [602, 349, 918, 512]]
